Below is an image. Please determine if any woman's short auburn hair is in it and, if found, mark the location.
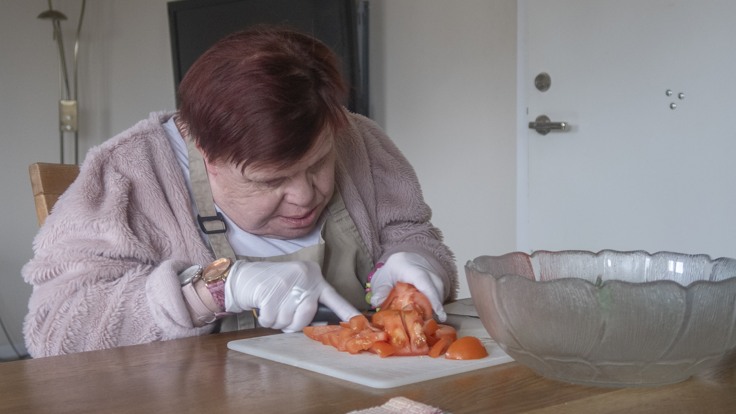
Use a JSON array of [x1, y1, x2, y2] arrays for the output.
[[177, 26, 349, 170]]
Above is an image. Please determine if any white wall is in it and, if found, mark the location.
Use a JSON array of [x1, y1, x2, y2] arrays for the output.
[[0, 0, 176, 359], [0, 0, 518, 359], [370, 0, 518, 297]]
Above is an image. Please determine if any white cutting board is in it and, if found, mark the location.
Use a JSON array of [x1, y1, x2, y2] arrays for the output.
[[227, 325, 512, 389]]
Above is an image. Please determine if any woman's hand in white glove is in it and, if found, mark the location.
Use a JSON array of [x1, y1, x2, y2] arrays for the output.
[[224, 260, 360, 332], [369, 252, 447, 321]]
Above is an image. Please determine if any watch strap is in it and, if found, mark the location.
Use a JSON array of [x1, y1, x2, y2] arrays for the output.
[[201, 257, 232, 310], [182, 280, 217, 327], [206, 279, 227, 309], [181, 265, 231, 327]]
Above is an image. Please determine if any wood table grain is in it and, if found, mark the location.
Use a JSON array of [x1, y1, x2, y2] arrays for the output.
[[1, 329, 734, 413]]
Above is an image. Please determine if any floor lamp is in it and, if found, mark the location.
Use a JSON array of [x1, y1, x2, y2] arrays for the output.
[[38, 0, 87, 165]]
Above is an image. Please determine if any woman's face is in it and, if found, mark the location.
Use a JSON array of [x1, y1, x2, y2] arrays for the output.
[[205, 131, 336, 240]]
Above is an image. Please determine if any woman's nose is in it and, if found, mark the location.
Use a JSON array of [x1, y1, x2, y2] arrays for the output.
[[284, 174, 315, 205]]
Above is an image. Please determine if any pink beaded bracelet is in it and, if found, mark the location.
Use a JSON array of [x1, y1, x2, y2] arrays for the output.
[[364, 262, 384, 306]]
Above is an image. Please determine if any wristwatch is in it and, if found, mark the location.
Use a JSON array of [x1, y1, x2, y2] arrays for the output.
[[180, 258, 233, 327], [202, 257, 232, 309]]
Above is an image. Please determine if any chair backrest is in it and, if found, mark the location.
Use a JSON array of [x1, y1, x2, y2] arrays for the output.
[[29, 162, 80, 226]]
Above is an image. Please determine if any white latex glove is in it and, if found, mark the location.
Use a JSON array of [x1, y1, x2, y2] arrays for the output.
[[224, 260, 360, 332], [369, 252, 447, 322]]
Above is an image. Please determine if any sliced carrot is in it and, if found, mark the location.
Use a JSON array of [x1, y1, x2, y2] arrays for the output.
[[344, 328, 389, 354], [368, 341, 397, 358], [428, 336, 453, 358], [303, 325, 342, 341], [304, 284, 473, 360], [379, 282, 433, 320], [347, 314, 371, 332], [444, 336, 488, 360], [371, 309, 409, 349], [401, 309, 429, 355], [423, 319, 439, 337], [435, 324, 457, 341]]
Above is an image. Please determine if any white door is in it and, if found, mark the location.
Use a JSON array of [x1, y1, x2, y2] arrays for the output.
[[520, 0, 736, 258]]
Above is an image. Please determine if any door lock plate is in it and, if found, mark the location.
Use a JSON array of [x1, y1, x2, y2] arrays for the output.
[[534, 72, 551, 92]]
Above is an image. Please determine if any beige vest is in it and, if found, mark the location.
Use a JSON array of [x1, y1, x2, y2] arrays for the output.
[[186, 135, 373, 331]]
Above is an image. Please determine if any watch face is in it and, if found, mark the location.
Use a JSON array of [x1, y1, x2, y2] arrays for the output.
[[179, 264, 203, 286], [203, 257, 232, 283]]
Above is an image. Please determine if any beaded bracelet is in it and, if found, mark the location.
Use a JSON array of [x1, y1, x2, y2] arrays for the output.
[[364, 262, 384, 306]]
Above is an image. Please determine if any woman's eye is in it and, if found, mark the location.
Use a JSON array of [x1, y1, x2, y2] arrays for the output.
[[256, 178, 284, 188], [309, 156, 330, 174]]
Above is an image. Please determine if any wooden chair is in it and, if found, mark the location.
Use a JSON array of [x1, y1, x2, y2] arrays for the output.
[[29, 162, 80, 226]]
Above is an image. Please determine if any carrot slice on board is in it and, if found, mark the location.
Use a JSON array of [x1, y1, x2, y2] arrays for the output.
[[444, 336, 488, 360], [368, 341, 397, 358], [428, 336, 453, 358]]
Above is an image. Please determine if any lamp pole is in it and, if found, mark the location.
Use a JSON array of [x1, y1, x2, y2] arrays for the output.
[[38, 0, 86, 165]]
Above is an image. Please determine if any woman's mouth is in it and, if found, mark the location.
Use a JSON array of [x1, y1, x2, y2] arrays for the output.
[[280, 207, 318, 228]]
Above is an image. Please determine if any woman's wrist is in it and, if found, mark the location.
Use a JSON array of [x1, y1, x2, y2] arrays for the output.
[[194, 278, 225, 313], [179, 262, 231, 327], [181, 278, 223, 327], [364, 262, 384, 307], [200, 257, 233, 310]]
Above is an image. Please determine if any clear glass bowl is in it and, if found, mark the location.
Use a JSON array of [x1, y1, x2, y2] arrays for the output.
[[465, 250, 736, 387]]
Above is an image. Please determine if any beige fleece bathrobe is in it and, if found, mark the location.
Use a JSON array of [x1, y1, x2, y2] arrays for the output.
[[22, 111, 457, 357]]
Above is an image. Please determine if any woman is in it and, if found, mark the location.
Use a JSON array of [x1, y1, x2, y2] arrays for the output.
[[22, 27, 457, 357]]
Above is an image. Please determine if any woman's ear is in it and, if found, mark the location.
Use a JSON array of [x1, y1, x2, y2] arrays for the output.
[[203, 153, 221, 177]]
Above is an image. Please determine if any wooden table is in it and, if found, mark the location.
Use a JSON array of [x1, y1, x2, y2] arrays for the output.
[[1, 329, 734, 413]]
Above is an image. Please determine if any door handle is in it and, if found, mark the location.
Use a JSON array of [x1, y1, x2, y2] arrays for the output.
[[528, 115, 569, 135]]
